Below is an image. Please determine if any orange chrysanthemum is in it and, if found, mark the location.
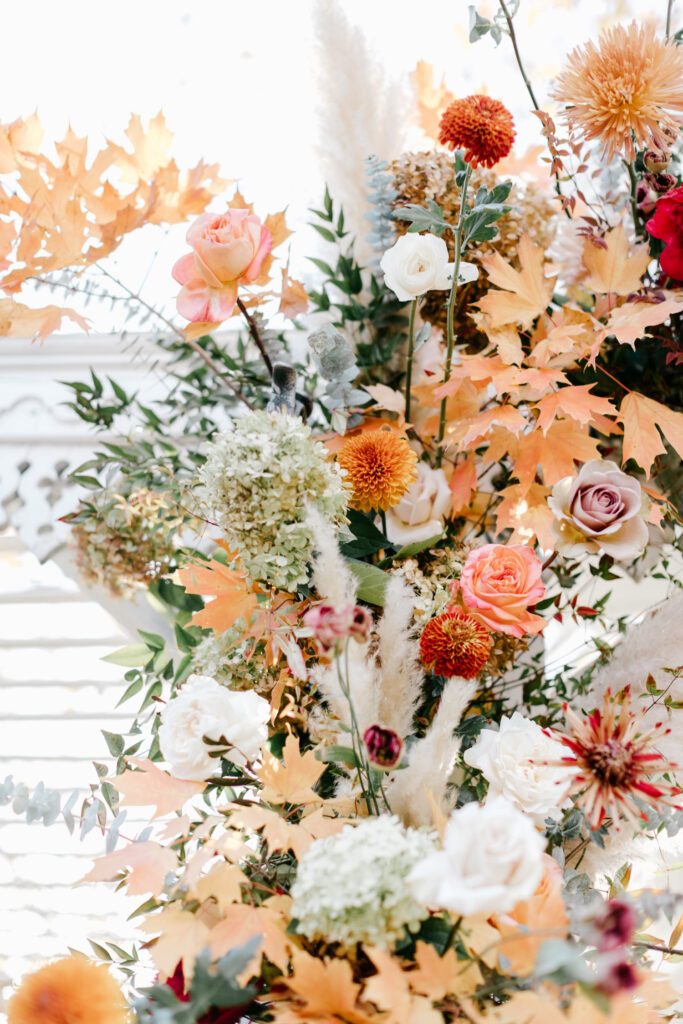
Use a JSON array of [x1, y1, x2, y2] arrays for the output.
[[548, 688, 683, 830], [420, 608, 491, 679], [438, 95, 516, 169], [336, 430, 417, 512], [553, 21, 683, 161], [8, 955, 130, 1024]]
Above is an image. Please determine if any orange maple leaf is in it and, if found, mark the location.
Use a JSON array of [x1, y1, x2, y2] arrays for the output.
[[621, 391, 683, 476], [257, 734, 325, 805], [283, 950, 375, 1024], [362, 947, 413, 1024], [477, 234, 556, 330], [140, 904, 212, 982], [410, 940, 482, 1000], [450, 454, 478, 514], [209, 898, 292, 972], [534, 385, 617, 434], [177, 554, 261, 636], [107, 757, 205, 818], [457, 404, 528, 449], [80, 840, 177, 897], [582, 224, 650, 296], [495, 482, 556, 550], [411, 61, 455, 141], [279, 262, 308, 320], [599, 296, 683, 350], [232, 803, 345, 859], [514, 420, 602, 492], [0, 297, 90, 342]]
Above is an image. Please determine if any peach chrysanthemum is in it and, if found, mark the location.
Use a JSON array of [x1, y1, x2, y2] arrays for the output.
[[438, 95, 516, 169], [553, 22, 683, 161], [548, 688, 683, 830], [336, 431, 417, 512], [419, 608, 491, 679], [8, 955, 130, 1024]]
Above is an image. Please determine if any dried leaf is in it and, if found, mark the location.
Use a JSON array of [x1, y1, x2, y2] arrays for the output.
[[535, 384, 616, 434], [140, 904, 211, 981], [80, 840, 177, 896], [177, 557, 260, 636], [621, 391, 683, 476], [477, 234, 556, 329], [515, 420, 601, 492], [582, 224, 650, 296], [107, 757, 205, 818], [209, 898, 292, 972], [257, 734, 325, 805], [0, 297, 89, 342]]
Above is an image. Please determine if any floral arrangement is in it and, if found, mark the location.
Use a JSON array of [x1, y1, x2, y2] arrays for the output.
[[4, 5, 683, 1024]]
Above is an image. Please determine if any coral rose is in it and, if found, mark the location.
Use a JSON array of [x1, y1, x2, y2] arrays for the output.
[[173, 209, 272, 322], [456, 543, 545, 638], [646, 183, 683, 281], [491, 854, 569, 975]]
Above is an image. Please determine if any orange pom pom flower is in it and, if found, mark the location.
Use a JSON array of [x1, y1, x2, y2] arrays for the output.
[[336, 430, 418, 512], [8, 955, 130, 1024], [420, 608, 491, 679], [438, 95, 516, 169]]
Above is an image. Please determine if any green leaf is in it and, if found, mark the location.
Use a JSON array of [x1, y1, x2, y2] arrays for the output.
[[347, 560, 389, 606], [318, 744, 362, 768], [393, 200, 450, 237], [102, 643, 150, 667], [339, 509, 392, 558], [102, 731, 124, 757], [312, 224, 336, 243], [138, 629, 165, 651], [392, 533, 443, 560]]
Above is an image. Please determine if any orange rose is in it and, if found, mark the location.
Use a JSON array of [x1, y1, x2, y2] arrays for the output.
[[492, 854, 569, 975], [456, 543, 546, 638]]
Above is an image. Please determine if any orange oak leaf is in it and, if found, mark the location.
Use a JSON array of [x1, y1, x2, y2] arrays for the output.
[[209, 898, 291, 972], [257, 734, 325, 805], [621, 391, 683, 476], [477, 234, 556, 330], [107, 757, 205, 818], [535, 385, 617, 434], [140, 904, 212, 981], [80, 841, 177, 896], [514, 420, 602, 492], [582, 224, 650, 296], [283, 950, 375, 1024], [177, 556, 261, 636], [0, 298, 90, 342]]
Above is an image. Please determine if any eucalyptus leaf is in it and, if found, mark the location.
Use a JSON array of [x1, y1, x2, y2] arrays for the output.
[[347, 560, 389, 606]]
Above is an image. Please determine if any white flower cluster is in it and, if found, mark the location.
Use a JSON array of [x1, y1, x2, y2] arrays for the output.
[[291, 815, 436, 950], [195, 411, 348, 590]]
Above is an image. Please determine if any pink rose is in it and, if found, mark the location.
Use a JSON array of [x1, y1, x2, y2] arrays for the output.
[[456, 543, 546, 638], [303, 603, 372, 650], [173, 209, 272, 323], [548, 460, 648, 560]]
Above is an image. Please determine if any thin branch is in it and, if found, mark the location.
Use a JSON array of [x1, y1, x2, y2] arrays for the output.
[[96, 267, 254, 410], [634, 939, 683, 956], [236, 297, 273, 375]]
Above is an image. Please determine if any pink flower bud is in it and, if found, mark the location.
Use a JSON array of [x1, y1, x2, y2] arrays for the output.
[[363, 725, 403, 769], [643, 149, 670, 173], [599, 960, 639, 995], [303, 604, 372, 649]]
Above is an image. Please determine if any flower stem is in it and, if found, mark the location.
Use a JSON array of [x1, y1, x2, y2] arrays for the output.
[[666, 0, 675, 39], [237, 297, 273, 375], [405, 298, 417, 423], [442, 916, 463, 957], [436, 163, 472, 466]]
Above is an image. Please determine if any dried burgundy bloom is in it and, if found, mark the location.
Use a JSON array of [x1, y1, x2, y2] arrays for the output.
[[599, 960, 639, 995], [363, 725, 403, 770], [304, 603, 371, 649], [594, 899, 637, 951]]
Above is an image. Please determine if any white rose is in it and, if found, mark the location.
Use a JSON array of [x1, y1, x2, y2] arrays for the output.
[[384, 463, 451, 545], [158, 674, 270, 780], [407, 797, 545, 916], [380, 233, 478, 301], [464, 712, 573, 825]]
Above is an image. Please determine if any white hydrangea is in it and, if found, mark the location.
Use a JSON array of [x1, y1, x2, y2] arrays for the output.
[[194, 410, 348, 590], [291, 815, 436, 950]]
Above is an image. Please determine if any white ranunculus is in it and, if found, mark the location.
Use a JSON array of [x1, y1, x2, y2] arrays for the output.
[[384, 463, 451, 545], [463, 712, 573, 825], [407, 797, 545, 916], [158, 673, 270, 780], [380, 233, 478, 301]]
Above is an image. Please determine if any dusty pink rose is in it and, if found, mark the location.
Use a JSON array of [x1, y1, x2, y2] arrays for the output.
[[303, 603, 372, 649], [548, 459, 648, 560], [173, 209, 272, 323], [456, 543, 546, 638]]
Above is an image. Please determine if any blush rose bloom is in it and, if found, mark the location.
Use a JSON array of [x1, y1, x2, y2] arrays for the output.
[[464, 712, 574, 825], [380, 233, 478, 301], [158, 674, 270, 779], [456, 543, 546, 638], [491, 854, 569, 975], [548, 459, 649, 561], [407, 797, 545, 916], [173, 209, 272, 323], [384, 463, 451, 545]]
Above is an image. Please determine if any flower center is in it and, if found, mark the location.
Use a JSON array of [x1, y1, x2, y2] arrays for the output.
[[584, 739, 634, 786]]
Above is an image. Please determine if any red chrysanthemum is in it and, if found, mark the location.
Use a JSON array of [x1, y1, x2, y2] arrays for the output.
[[548, 687, 683, 830], [419, 608, 491, 679], [438, 95, 516, 169]]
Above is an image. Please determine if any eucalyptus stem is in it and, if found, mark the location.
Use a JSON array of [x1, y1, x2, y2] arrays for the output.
[[405, 298, 417, 423], [436, 163, 472, 466]]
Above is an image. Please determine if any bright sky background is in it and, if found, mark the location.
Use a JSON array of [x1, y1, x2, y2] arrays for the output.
[[0, 0, 672, 331]]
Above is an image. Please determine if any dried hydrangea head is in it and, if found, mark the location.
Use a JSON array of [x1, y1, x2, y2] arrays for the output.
[[552, 21, 683, 161], [7, 955, 130, 1024], [291, 815, 436, 950], [71, 487, 181, 599], [194, 410, 348, 591], [336, 429, 418, 512], [420, 607, 491, 679], [438, 95, 516, 169], [548, 687, 683, 830]]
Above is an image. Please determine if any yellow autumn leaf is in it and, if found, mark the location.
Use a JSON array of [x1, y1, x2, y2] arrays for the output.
[[477, 234, 556, 329], [582, 223, 651, 296], [107, 757, 205, 818], [140, 904, 211, 982], [257, 734, 325, 805], [621, 390, 683, 476], [80, 840, 177, 897]]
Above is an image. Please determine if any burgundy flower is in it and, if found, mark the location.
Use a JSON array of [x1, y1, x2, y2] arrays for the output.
[[363, 725, 403, 769], [595, 899, 637, 952], [599, 960, 639, 995]]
